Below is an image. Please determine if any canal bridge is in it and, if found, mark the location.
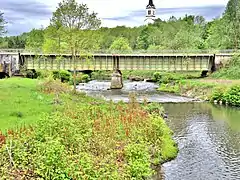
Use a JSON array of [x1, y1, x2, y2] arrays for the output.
[[0, 49, 234, 88]]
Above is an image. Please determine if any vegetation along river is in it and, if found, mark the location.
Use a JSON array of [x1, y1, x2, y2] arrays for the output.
[[78, 80, 240, 180]]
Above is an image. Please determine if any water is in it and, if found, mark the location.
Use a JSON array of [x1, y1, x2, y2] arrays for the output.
[[162, 103, 240, 180], [77, 80, 197, 103], [77, 80, 240, 180]]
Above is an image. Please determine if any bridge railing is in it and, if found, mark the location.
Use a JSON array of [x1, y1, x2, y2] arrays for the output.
[[0, 49, 240, 55]]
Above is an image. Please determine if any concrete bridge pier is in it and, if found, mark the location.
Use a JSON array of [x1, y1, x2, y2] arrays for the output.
[[110, 69, 123, 89], [110, 55, 123, 89]]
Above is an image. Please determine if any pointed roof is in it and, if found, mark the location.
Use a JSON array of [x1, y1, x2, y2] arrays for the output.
[[148, 0, 154, 6], [146, 0, 155, 9]]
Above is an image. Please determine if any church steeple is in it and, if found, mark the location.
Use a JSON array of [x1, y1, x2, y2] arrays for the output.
[[144, 0, 156, 24], [147, 0, 155, 8]]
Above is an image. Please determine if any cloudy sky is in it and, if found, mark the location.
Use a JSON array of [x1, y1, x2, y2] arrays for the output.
[[0, 0, 229, 36]]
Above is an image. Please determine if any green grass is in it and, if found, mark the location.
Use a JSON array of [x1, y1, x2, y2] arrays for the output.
[[211, 54, 240, 79], [0, 78, 178, 179], [0, 78, 53, 132]]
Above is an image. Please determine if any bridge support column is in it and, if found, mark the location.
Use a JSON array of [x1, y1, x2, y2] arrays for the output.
[[110, 70, 123, 89]]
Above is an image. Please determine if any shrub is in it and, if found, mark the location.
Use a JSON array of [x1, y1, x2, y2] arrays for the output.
[[25, 70, 38, 79], [36, 70, 72, 83], [0, 81, 178, 179], [37, 79, 71, 94], [212, 54, 240, 79], [81, 74, 90, 83], [224, 85, 240, 106], [153, 72, 162, 82], [36, 70, 52, 79], [210, 86, 227, 103], [59, 70, 71, 82], [125, 143, 153, 179], [69, 73, 90, 85]]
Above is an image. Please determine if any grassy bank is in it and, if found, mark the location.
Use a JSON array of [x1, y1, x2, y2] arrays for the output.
[[0, 78, 53, 132], [157, 55, 240, 107], [0, 78, 177, 179], [158, 78, 240, 107]]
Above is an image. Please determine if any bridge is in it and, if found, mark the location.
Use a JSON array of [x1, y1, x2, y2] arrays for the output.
[[0, 49, 234, 88]]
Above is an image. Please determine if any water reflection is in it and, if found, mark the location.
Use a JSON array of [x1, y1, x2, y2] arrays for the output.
[[162, 103, 240, 180]]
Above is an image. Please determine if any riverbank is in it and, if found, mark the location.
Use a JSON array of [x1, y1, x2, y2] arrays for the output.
[[0, 78, 178, 179], [158, 55, 240, 106], [158, 79, 240, 106]]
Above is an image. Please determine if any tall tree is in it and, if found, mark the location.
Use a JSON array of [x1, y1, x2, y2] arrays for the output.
[[50, 0, 101, 92], [109, 37, 132, 53], [26, 29, 44, 51], [224, 0, 240, 49], [0, 11, 7, 36]]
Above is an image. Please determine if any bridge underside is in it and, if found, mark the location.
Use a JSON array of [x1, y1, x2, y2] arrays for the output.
[[22, 54, 214, 72]]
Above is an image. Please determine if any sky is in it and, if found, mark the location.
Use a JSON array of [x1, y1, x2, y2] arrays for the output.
[[0, 0, 229, 36]]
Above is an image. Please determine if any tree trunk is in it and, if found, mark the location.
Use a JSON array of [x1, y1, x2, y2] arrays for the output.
[[73, 47, 77, 93]]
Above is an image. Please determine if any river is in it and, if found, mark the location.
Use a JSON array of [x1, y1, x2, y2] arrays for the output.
[[77, 80, 240, 180]]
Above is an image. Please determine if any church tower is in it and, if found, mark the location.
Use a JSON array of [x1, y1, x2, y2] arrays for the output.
[[144, 0, 156, 24]]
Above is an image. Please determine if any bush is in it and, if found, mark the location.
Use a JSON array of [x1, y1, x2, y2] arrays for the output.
[[37, 70, 72, 83], [81, 74, 90, 83], [210, 87, 227, 103], [69, 73, 90, 85], [212, 54, 240, 79], [36, 70, 52, 79], [0, 89, 178, 179], [59, 70, 71, 82], [38, 79, 71, 94], [25, 70, 38, 79], [153, 72, 162, 82], [224, 85, 240, 106]]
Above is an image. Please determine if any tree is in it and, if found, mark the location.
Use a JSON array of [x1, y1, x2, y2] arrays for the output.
[[26, 29, 45, 51], [0, 11, 7, 36], [109, 37, 132, 53], [206, 18, 231, 49], [50, 0, 101, 92], [223, 0, 240, 49], [136, 26, 153, 50]]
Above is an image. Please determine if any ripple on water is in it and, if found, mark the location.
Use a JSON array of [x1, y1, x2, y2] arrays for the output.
[[77, 80, 196, 103], [162, 103, 240, 180]]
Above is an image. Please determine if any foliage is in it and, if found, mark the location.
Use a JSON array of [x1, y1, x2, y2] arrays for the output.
[[211, 54, 240, 79], [0, 78, 53, 132], [52, 70, 72, 82], [154, 72, 200, 84], [210, 85, 240, 106], [109, 37, 132, 53], [69, 73, 90, 84], [26, 29, 45, 51], [37, 78, 71, 94], [91, 70, 112, 80], [0, 11, 6, 36], [0, 78, 178, 179], [224, 85, 240, 106], [36, 70, 53, 79], [35, 70, 72, 83], [142, 102, 165, 115], [224, 0, 240, 49], [2, 3, 240, 51], [158, 78, 240, 107], [50, 0, 101, 91]]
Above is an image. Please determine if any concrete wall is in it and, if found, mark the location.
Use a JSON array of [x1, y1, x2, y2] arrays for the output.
[[215, 54, 232, 69], [0, 53, 19, 75]]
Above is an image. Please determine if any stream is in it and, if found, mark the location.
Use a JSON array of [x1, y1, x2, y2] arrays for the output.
[[77, 80, 240, 180]]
